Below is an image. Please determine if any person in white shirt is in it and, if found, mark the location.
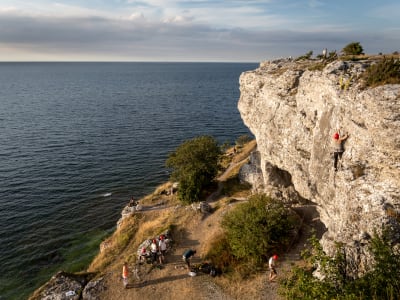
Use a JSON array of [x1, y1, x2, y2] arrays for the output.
[[268, 254, 278, 282], [158, 235, 167, 264]]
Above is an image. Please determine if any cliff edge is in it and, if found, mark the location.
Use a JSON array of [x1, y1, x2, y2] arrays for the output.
[[238, 57, 400, 275]]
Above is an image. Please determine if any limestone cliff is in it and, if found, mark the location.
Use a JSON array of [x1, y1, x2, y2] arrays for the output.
[[238, 58, 400, 275]]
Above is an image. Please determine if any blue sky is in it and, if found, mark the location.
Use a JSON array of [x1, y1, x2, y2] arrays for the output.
[[0, 0, 399, 61]]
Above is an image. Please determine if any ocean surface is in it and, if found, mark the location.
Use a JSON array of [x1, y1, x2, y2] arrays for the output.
[[0, 62, 257, 299]]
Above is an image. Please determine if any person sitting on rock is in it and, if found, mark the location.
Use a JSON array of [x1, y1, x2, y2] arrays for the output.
[[139, 247, 148, 263], [129, 196, 136, 207], [332, 131, 349, 171]]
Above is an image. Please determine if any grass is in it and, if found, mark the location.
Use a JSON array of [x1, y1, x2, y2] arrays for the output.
[[361, 57, 400, 88]]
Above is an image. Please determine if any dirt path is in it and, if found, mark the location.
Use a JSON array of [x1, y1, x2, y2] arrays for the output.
[[95, 142, 318, 300]]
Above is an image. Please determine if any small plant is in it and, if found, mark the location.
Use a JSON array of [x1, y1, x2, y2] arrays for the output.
[[339, 75, 354, 90], [295, 50, 313, 61], [362, 57, 400, 88]]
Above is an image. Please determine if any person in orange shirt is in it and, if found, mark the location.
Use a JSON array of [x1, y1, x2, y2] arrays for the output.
[[122, 262, 129, 288]]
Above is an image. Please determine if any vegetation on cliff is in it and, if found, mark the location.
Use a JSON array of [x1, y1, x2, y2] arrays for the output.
[[205, 194, 298, 278], [280, 230, 400, 300], [342, 42, 364, 56], [362, 57, 400, 87], [166, 135, 221, 204]]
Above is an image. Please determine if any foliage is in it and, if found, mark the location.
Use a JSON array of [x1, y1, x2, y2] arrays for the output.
[[280, 229, 400, 300], [235, 134, 252, 147], [220, 140, 232, 153], [166, 135, 221, 204], [342, 42, 364, 55], [205, 234, 237, 273], [221, 194, 295, 266], [362, 57, 400, 88], [310, 51, 339, 71], [295, 50, 313, 61]]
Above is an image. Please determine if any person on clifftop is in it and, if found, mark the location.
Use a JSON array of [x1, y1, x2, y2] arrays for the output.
[[332, 131, 349, 171]]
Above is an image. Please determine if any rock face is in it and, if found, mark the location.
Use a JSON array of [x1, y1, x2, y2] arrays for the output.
[[238, 58, 400, 275]]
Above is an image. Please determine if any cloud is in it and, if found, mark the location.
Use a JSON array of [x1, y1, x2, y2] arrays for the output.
[[0, 1, 399, 61]]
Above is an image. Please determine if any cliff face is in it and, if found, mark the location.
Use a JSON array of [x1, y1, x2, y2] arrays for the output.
[[238, 58, 400, 274]]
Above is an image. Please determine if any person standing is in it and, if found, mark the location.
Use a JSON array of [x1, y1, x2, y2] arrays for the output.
[[150, 239, 158, 264], [182, 249, 196, 270], [268, 254, 278, 282], [332, 131, 349, 171], [122, 262, 129, 288], [158, 236, 167, 264]]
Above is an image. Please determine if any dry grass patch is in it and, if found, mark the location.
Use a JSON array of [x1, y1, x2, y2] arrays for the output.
[[88, 206, 195, 273], [233, 140, 257, 163]]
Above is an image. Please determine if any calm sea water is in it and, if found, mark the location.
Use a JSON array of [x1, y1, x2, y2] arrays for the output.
[[0, 62, 257, 299]]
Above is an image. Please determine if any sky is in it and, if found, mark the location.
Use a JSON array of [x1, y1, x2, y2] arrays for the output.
[[0, 0, 399, 62]]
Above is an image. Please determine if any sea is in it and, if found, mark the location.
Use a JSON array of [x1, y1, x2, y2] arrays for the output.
[[0, 62, 258, 299]]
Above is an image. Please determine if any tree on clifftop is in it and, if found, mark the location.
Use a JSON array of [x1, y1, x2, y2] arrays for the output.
[[342, 42, 364, 55], [166, 135, 221, 204]]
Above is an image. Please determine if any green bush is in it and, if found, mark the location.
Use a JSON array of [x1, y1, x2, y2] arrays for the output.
[[221, 194, 296, 266], [205, 234, 236, 273], [295, 50, 313, 61], [362, 57, 400, 88], [279, 229, 400, 300], [342, 42, 364, 55], [166, 135, 221, 203]]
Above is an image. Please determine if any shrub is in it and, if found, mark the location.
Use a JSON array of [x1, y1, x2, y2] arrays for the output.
[[362, 57, 400, 88], [342, 42, 364, 55], [166, 135, 221, 203], [279, 229, 400, 300], [295, 51, 313, 61], [221, 194, 296, 266], [205, 234, 237, 273], [235, 134, 252, 147]]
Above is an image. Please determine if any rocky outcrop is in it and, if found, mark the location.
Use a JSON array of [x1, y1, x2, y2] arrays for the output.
[[28, 271, 99, 300], [238, 58, 400, 275]]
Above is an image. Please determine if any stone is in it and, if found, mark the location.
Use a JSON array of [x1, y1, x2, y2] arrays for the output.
[[29, 271, 93, 300], [82, 277, 106, 300]]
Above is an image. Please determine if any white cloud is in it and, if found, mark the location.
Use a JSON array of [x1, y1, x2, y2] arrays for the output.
[[0, 0, 398, 61]]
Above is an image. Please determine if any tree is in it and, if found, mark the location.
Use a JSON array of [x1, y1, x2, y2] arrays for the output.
[[166, 135, 221, 203], [342, 42, 364, 55]]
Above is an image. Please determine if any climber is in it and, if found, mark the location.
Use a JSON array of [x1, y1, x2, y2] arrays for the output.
[[332, 131, 349, 171]]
